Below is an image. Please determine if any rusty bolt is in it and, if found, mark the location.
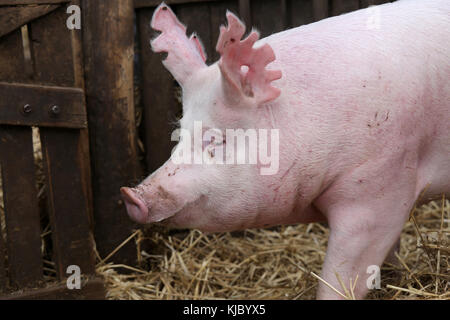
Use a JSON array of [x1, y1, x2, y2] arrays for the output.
[[50, 105, 60, 116], [22, 104, 32, 114]]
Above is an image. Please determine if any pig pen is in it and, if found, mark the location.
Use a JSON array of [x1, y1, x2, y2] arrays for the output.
[[101, 0, 448, 300], [1, 0, 448, 300]]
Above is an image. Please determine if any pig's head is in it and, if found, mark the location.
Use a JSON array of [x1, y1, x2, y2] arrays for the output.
[[121, 3, 283, 232]]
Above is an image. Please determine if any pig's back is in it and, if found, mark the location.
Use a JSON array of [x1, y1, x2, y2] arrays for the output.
[[263, 0, 450, 197]]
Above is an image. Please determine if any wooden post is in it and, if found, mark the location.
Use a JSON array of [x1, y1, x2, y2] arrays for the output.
[[250, 0, 285, 38], [290, 0, 315, 27], [0, 224, 5, 290], [313, 0, 329, 21], [238, 0, 251, 28], [0, 126, 43, 289], [82, 0, 143, 264], [360, 0, 391, 8], [331, 0, 359, 16]]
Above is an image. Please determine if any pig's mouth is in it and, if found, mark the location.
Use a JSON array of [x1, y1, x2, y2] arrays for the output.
[[120, 187, 177, 224]]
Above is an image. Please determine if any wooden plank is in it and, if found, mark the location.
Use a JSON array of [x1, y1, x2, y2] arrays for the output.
[[0, 125, 43, 289], [82, 0, 142, 264], [29, 5, 74, 87], [29, 0, 93, 229], [360, 0, 392, 8], [210, 0, 238, 61], [313, 0, 329, 21], [0, 29, 29, 83], [0, 161, 5, 291], [0, 213, 6, 291], [251, 0, 285, 38], [0, 277, 105, 300], [138, 8, 180, 174], [0, 0, 68, 5], [28, 2, 96, 278], [0, 4, 59, 39], [0, 10, 35, 291], [289, 0, 315, 28], [0, 82, 87, 129], [40, 128, 96, 278], [135, 0, 221, 8], [280, 0, 288, 30], [70, 0, 95, 233], [331, 0, 359, 16]]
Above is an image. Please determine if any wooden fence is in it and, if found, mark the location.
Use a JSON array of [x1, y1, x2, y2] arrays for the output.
[[0, 1, 102, 298], [0, 0, 393, 298]]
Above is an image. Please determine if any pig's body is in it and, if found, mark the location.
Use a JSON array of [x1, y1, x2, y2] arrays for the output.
[[263, 0, 450, 212], [122, 0, 450, 299]]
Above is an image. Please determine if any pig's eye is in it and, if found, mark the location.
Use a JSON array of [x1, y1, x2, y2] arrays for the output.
[[203, 128, 226, 149], [203, 136, 225, 150], [212, 136, 226, 146]]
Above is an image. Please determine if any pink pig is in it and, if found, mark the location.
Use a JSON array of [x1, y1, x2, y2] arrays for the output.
[[121, 0, 450, 299]]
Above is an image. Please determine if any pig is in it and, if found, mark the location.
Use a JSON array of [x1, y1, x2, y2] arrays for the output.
[[121, 0, 450, 299]]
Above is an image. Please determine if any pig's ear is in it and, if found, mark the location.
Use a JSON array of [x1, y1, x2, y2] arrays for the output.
[[151, 3, 207, 86], [216, 12, 282, 106]]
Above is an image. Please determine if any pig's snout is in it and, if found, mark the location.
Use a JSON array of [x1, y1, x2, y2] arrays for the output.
[[120, 187, 149, 224]]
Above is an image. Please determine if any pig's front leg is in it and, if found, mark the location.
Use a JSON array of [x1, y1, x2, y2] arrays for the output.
[[314, 154, 419, 299], [317, 219, 406, 299]]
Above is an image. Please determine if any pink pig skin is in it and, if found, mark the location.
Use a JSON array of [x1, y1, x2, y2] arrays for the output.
[[122, 0, 450, 299]]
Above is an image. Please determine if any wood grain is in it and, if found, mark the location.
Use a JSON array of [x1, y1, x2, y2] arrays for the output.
[[360, 0, 392, 9], [0, 277, 105, 300], [331, 0, 359, 16], [0, 0, 68, 5], [0, 82, 87, 128], [82, 0, 142, 264], [289, 0, 315, 28], [0, 4, 59, 38], [135, 0, 221, 8], [40, 128, 96, 278], [251, 0, 285, 38], [0, 191, 6, 291], [313, 0, 329, 22], [0, 126, 43, 290]]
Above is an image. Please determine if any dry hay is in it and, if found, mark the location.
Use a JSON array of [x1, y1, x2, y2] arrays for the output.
[[98, 198, 449, 300]]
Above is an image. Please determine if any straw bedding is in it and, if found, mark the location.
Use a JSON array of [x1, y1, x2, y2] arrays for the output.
[[97, 198, 449, 300], [0, 129, 448, 299]]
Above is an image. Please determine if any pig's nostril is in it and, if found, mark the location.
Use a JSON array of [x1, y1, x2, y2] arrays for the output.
[[120, 187, 149, 224]]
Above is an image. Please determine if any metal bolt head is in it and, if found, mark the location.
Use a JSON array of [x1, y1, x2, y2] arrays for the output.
[[50, 105, 60, 116], [23, 104, 32, 114]]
